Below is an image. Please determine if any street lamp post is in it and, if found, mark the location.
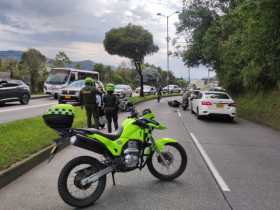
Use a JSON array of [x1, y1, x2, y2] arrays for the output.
[[157, 11, 179, 93]]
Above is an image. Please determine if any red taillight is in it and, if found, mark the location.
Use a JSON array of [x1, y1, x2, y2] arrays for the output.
[[201, 101, 212, 106], [229, 102, 236, 107]]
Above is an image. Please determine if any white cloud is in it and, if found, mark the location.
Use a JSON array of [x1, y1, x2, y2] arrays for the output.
[[0, 0, 210, 79]]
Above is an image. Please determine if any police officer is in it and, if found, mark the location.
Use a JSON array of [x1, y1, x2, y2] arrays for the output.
[[80, 77, 99, 128], [103, 83, 119, 133]]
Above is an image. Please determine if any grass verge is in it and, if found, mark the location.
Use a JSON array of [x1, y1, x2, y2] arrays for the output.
[[0, 107, 86, 171], [128, 93, 181, 104], [236, 91, 280, 130], [0, 94, 180, 171]]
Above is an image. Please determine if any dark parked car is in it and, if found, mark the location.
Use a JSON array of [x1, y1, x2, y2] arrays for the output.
[[0, 80, 30, 105]]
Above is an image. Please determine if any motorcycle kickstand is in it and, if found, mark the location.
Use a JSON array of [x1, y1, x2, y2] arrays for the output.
[[111, 172, 116, 186]]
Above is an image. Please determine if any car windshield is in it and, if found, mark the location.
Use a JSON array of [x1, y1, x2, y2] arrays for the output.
[[144, 86, 151, 90], [115, 85, 127, 89], [68, 80, 84, 88], [205, 93, 230, 99], [46, 70, 69, 85]]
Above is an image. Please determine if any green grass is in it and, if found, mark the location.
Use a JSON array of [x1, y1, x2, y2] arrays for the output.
[[128, 93, 181, 104], [236, 91, 280, 130], [0, 94, 180, 171], [0, 107, 86, 170]]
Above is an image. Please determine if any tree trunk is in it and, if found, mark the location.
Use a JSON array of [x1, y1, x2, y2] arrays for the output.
[[135, 61, 144, 97], [30, 70, 38, 93], [30, 75, 36, 93], [139, 71, 144, 97]]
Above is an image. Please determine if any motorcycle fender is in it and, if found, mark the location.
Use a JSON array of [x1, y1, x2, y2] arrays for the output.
[[155, 138, 177, 152]]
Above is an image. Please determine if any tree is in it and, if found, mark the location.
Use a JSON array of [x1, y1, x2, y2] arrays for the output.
[[104, 24, 159, 96], [75, 63, 82, 69], [20, 49, 47, 93], [0, 59, 18, 78], [177, 0, 280, 94], [53, 51, 71, 67]]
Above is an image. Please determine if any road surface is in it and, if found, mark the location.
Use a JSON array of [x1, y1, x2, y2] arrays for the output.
[[0, 98, 57, 123], [0, 97, 280, 210]]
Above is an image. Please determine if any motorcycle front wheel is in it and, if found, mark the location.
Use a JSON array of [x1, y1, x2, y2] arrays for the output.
[[147, 143, 187, 181], [58, 156, 106, 208]]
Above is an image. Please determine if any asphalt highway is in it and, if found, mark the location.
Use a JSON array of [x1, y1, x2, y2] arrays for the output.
[[0, 97, 279, 210], [0, 98, 57, 123]]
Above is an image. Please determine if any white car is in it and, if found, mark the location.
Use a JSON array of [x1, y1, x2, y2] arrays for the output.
[[163, 85, 181, 93], [191, 91, 236, 120], [135, 85, 156, 95], [114, 84, 133, 98]]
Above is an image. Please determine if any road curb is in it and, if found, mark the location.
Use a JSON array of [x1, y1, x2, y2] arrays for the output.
[[0, 94, 180, 190], [0, 140, 69, 190], [31, 95, 51, 100]]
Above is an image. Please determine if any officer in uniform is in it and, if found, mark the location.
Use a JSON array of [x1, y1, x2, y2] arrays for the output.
[[103, 83, 119, 133], [80, 77, 99, 128]]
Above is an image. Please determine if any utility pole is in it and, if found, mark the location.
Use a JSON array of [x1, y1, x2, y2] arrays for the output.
[[167, 16, 169, 91], [188, 68, 191, 84], [157, 11, 179, 93]]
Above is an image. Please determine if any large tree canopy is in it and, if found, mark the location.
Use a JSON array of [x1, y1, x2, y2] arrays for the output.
[[178, 0, 280, 94], [104, 24, 159, 96], [104, 24, 158, 62]]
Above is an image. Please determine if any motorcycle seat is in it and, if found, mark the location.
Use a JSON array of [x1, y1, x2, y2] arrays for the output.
[[83, 128, 123, 140]]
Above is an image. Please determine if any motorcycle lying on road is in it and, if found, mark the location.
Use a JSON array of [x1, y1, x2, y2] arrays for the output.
[[43, 104, 187, 208]]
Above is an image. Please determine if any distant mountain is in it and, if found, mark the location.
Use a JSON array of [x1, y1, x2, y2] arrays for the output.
[[67, 60, 95, 70], [47, 59, 95, 70], [0, 50, 95, 70], [0, 50, 23, 61]]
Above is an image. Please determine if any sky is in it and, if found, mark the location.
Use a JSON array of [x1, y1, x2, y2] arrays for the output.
[[0, 0, 214, 80]]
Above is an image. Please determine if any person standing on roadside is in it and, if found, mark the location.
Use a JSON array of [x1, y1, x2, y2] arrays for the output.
[[157, 86, 162, 103], [80, 77, 99, 128], [103, 83, 119, 133], [182, 90, 190, 110]]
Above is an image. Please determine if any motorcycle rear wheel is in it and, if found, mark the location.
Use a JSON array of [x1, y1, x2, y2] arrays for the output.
[[58, 156, 106, 208], [147, 143, 187, 181]]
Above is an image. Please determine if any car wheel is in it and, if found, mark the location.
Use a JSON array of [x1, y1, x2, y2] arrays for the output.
[[20, 94, 30, 105], [191, 105, 195, 114], [54, 93, 58, 100], [197, 108, 202, 120], [0, 101, 5, 106], [229, 117, 235, 122]]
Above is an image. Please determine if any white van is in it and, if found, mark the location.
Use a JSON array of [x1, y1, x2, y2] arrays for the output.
[[44, 68, 99, 99]]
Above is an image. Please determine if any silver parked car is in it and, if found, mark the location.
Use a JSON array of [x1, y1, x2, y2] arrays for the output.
[[163, 85, 182, 93], [58, 80, 104, 104], [114, 84, 133, 98], [135, 85, 156, 95]]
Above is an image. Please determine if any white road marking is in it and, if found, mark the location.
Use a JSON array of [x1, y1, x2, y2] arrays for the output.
[[190, 132, 231, 192], [0, 102, 56, 113], [177, 109, 182, 117]]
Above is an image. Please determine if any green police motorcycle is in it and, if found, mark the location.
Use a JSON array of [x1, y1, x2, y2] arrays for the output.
[[43, 104, 187, 208]]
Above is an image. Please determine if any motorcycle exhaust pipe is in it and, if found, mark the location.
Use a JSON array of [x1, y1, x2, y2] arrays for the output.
[[81, 166, 113, 185]]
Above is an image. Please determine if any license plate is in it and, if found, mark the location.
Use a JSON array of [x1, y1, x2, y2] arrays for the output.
[[65, 95, 71, 99], [216, 103, 224, 108]]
